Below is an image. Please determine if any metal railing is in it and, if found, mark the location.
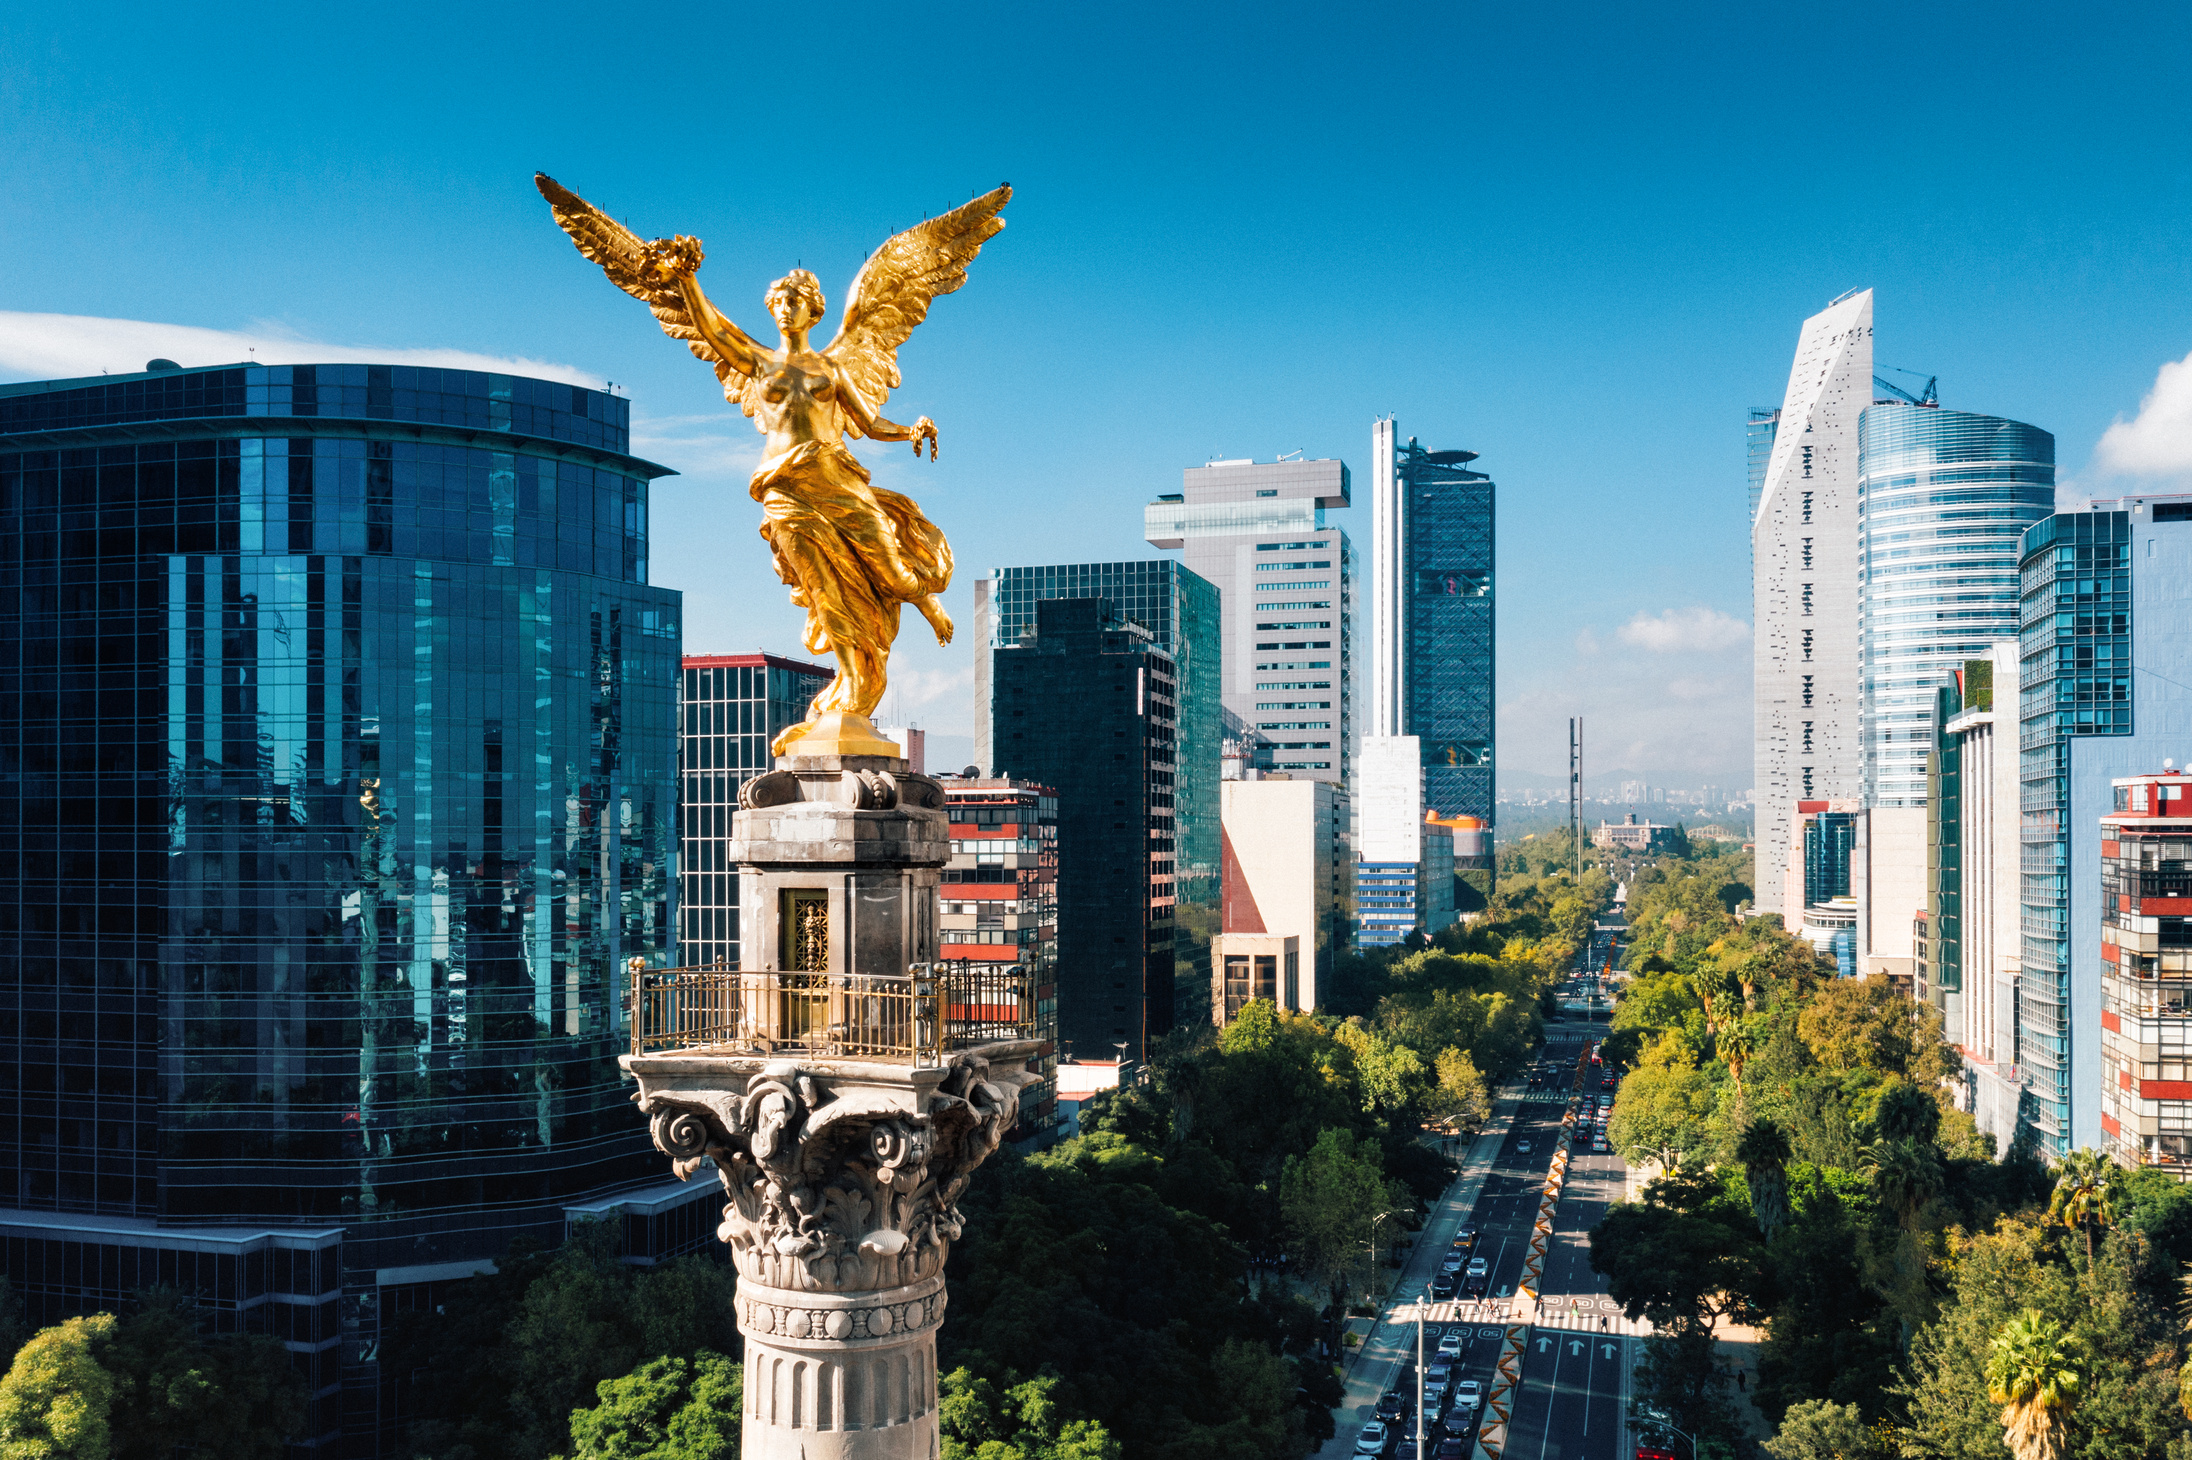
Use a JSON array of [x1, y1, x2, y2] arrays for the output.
[[628, 959, 1038, 1063]]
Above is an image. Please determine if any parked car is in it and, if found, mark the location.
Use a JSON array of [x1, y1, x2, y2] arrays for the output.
[[1354, 1420, 1392, 1456], [1437, 1331, 1465, 1359]]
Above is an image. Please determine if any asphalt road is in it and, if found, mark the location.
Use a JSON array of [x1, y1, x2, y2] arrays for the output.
[[1501, 1026, 1637, 1460], [1341, 1016, 1637, 1460]]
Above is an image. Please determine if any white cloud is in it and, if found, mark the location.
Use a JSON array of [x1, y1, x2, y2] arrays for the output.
[[1614, 605, 1750, 654], [630, 411, 765, 480], [2093, 349, 2192, 483], [0, 310, 600, 388]]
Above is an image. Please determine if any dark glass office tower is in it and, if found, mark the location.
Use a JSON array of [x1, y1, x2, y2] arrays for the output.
[[678, 653, 831, 969], [989, 598, 1184, 1060], [975, 560, 1220, 1026], [0, 361, 683, 1454], [1369, 427, 1495, 902]]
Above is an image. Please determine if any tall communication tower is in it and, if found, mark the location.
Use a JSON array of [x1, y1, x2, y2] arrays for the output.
[[1569, 717, 1583, 877]]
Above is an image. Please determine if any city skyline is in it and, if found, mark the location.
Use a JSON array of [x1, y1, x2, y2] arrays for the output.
[[6, 6, 2191, 791]]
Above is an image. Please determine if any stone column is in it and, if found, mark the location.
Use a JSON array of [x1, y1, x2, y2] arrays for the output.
[[622, 752, 1036, 1460]]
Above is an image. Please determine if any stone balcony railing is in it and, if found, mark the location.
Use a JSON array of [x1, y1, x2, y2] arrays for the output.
[[628, 959, 1037, 1065]]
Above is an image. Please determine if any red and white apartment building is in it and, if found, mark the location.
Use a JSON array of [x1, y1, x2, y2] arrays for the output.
[[2100, 767, 2192, 1171], [941, 777, 1060, 1143]]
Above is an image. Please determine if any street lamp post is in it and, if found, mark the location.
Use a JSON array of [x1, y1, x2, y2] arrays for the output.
[[1642, 1417, 1699, 1456], [1366, 1209, 1401, 1308]]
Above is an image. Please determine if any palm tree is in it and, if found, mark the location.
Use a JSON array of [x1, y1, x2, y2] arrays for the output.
[[1736, 1119, 1793, 1242], [1986, 1309, 2080, 1460], [1859, 1136, 1943, 1232], [2047, 1148, 2124, 1268]]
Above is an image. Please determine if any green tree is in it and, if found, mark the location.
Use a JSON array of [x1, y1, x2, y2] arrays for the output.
[[2048, 1148, 2125, 1269], [939, 1369, 1121, 1460], [1858, 1137, 1943, 1233], [96, 1290, 307, 1460], [1763, 1399, 1882, 1460], [565, 1351, 740, 1460], [1588, 1202, 1765, 1335], [1736, 1120, 1794, 1242], [391, 1227, 743, 1460], [1428, 1047, 1492, 1131], [1279, 1128, 1403, 1305], [1331, 1021, 1428, 1116], [0, 1314, 116, 1460], [1985, 1310, 2080, 1460], [0, 1280, 25, 1379], [1607, 1062, 1717, 1171], [1895, 1218, 2184, 1460], [943, 1146, 1316, 1459]]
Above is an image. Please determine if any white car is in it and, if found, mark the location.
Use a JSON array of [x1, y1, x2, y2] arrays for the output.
[[1354, 1420, 1390, 1456], [1437, 1331, 1464, 1358], [1466, 1257, 1489, 1278], [1455, 1379, 1484, 1411]]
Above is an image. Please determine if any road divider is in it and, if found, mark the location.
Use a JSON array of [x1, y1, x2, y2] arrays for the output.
[[1474, 1048, 1591, 1460]]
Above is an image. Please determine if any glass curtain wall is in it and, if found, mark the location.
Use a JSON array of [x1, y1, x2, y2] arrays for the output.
[[2018, 511, 2131, 1156], [1858, 406, 2054, 809], [0, 362, 678, 1452]]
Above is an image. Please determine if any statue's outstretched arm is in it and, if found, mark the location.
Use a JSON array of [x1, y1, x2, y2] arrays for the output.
[[664, 264, 766, 381], [834, 374, 937, 459]]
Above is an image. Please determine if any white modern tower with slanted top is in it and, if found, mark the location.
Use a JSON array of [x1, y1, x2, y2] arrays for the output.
[[1753, 289, 1872, 922]]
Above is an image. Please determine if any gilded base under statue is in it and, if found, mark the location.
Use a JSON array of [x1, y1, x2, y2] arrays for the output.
[[772, 710, 901, 760]]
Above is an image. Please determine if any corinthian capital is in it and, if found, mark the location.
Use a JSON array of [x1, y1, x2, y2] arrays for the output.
[[626, 1047, 1039, 1293]]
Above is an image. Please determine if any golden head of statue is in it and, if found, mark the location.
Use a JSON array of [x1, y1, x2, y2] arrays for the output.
[[535, 173, 1010, 761]]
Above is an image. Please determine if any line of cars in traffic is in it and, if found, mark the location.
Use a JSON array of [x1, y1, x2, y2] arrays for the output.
[[1353, 1330, 1488, 1458], [1425, 1225, 1484, 1302]]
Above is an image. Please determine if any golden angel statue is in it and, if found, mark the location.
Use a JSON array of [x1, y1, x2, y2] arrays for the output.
[[535, 173, 1009, 759]]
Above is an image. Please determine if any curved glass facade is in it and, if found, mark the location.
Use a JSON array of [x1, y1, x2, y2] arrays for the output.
[[0, 362, 680, 1450], [1858, 405, 2055, 808]]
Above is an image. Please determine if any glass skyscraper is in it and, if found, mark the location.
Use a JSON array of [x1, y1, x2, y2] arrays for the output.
[[1367, 422, 1495, 901], [976, 560, 1220, 907], [1143, 457, 1353, 783], [2019, 510, 2132, 1155], [976, 562, 1219, 1038], [987, 598, 1184, 1057], [1858, 405, 2055, 809], [678, 653, 831, 969], [0, 360, 686, 1453]]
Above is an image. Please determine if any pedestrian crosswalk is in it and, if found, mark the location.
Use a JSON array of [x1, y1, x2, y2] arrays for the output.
[[1532, 1304, 1651, 1338], [1402, 1298, 1649, 1338], [1515, 1085, 1583, 1106]]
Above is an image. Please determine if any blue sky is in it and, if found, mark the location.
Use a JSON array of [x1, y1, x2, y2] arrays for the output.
[[5, 2, 2191, 788]]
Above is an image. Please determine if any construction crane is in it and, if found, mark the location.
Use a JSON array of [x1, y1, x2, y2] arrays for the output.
[[1873, 366, 1939, 407]]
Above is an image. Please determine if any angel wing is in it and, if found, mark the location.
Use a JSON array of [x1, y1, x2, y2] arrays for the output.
[[824, 186, 1010, 435], [534, 173, 765, 412]]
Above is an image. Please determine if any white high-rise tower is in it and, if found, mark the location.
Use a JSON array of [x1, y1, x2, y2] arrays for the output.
[[1753, 290, 1872, 920]]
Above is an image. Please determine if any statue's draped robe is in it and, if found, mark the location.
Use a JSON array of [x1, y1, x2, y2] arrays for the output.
[[751, 440, 952, 716]]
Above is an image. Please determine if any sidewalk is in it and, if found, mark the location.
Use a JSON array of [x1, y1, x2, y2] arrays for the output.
[[1310, 1084, 1527, 1458]]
